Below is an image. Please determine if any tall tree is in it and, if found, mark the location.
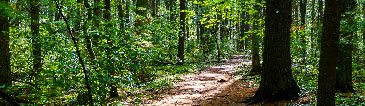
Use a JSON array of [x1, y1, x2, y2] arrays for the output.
[[93, 0, 102, 47], [250, 0, 300, 103], [103, 0, 119, 98], [317, 0, 342, 105], [0, 0, 11, 86], [336, 0, 356, 93], [84, 0, 96, 60], [31, 0, 41, 85], [300, 0, 307, 64], [118, 0, 124, 30], [250, 0, 262, 74], [177, 0, 186, 64]]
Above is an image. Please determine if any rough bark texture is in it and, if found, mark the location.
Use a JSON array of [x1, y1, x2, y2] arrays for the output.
[[31, 0, 41, 85], [336, 0, 356, 93], [250, 0, 300, 103], [317, 0, 342, 105], [0, 0, 11, 85], [177, 0, 186, 64]]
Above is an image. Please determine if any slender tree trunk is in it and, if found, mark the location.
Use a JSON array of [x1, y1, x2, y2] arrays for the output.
[[102, 0, 119, 98], [336, 0, 356, 93], [310, 0, 315, 57], [250, 0, 300, 103], [125, 0, 130, 24], [239, 11, 245, 51], [250, 0, 262, 75], [118, 0, 124, 30], [93, 0, 102, 47], [318, 0, 323, 25], [177, 0, 186, 65], [292, 0, 297, 25], [31, 0, 41, 85], [317, 0, 342, 105], [84, 0, 96, 61], [300, 0, 307, 64], [0, 0, 11, 86]]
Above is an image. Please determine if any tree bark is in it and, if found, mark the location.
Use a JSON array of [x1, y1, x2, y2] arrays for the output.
[[336, 0, 356, 93], [250, 0, 300, 103], [0, 0, 11, 86], [177, 0, 186, 65], [317, 0, 342, 105], [31, 0, 41, 85], [300, 0, 307, 64], [250, 0, 262, 75]]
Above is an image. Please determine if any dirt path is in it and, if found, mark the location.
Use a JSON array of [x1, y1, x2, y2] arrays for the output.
[[145, 55, 259, 106]]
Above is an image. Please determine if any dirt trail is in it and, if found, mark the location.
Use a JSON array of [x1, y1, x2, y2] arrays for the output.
[[145, 55, 258, 106]]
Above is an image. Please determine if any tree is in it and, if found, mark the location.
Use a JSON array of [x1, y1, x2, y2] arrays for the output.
[[336, 0, 356, 93], [31, 0, 41, 85], [84, 0, 96, 60], [103, 0, 119, 98], [177, 0, 186, 64], [250, 0, 300, 103], [317, 0, 342, 105], [0, 0, 11, 86], [250, 0, 262, 75], [300, 0, 307, 64]]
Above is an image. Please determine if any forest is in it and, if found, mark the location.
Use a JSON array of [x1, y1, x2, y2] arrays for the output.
[[0, 0, 364, 105]]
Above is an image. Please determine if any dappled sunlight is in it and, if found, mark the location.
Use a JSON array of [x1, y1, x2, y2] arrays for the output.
[[144, 55, 257, 106]]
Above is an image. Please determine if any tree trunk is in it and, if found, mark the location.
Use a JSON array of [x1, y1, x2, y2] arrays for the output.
[[336, 0, 356, 93], [118, 0, 124, 30], [317, 0, 342, 105], [300, 0, 307, 64], [93, 0, 102, 47], [0, 0, 11, 86], [31, 0, 41, 85], [177, 0, 186, 65], [103, 0, 119, 98], [250, 0, 262, 75], [84, 0, 96, 61], [238, 11, 245, 51], [250, 0, 300, 103]]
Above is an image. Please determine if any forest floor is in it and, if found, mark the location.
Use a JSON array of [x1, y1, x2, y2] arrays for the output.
[[141, 54, 312, 106], [143, 54, 257, 106]]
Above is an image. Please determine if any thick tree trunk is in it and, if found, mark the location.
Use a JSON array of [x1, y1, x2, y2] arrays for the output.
[[250, 0, 300, 103], [31, 0, 41, 85], [177, 0, 186, 64], [0, 0, 11, 85], [336, 0, 356, 93], [317, 0, 342, 105]]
